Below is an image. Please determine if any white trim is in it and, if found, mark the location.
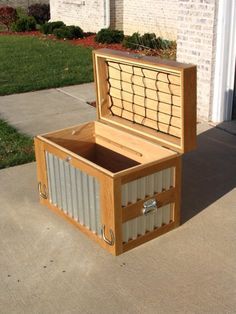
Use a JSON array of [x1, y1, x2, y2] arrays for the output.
[[212, 0, 236, 122]]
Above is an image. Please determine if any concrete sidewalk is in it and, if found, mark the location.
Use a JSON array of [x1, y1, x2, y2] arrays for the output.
[[0, 83, 96, 136], [0, 85, 236, 313]]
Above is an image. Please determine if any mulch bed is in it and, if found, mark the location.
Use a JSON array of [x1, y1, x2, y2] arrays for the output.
[[0, 31, 176, 58]]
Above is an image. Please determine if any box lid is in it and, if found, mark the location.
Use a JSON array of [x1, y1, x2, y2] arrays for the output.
[[93, 49, 196, 153]]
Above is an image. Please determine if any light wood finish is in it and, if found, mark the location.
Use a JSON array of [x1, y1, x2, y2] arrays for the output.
[[38, 121, 177, 176], [37, 136, 112, 179], [123, 221, 176, 252], [100, 176, 123, 255], [109, 86, 181, 107], [110, 106, 181, 137], [122, 188, 175, 222], [119, 156, 179, 183], [93, 49, 197, 153], [34, 137, 49, 207], [108, 76, 181, 96], [181, 67, 197, 152], [101, 115, 181, 152], [34, 48, 196, 255], [173, 156, 181, 226], [94, 121, 176, 164], [111, 97, 181, 117], [110, 100, 181, 125]]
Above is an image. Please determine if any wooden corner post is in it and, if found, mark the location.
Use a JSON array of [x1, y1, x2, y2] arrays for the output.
[[100, 176, 123, 255], [34, 137, 49, 207]]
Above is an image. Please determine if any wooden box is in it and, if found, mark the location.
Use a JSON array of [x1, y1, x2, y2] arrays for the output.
[[35, 49, 196, 255]]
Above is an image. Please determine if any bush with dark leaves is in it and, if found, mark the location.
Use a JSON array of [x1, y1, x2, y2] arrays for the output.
[[28, 3, 50, 24]]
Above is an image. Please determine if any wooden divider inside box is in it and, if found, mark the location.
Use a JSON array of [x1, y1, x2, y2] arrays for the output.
[[43, 121, 177, 175]]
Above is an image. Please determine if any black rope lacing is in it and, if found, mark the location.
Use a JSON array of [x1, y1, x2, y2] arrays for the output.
[[106, 61, 180, 138]]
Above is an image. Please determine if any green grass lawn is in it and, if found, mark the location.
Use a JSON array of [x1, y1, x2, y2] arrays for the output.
[[0, 119, 35, 169], [0, 35, 93, 95]]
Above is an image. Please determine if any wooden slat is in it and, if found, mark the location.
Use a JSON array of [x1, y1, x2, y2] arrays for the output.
[[120, 156, 178, 183], [111, 103, 181, 128], [110, 106, 181, 138], [112, 97, 181, 117], [95, 121, 176, 164], [122, 188, 175, 222], [109, 86, 181, 107], [107, 61, 181, 85], [108, 77, 181, 96], [103, 115, 181, 152]]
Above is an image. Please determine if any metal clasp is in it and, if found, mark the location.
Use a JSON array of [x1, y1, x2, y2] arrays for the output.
[[38, 182, 48, 199], [142, 198, 158, 215], [101, 225, 115, 246]]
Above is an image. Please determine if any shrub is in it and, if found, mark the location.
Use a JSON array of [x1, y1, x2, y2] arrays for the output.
[[28, 3, 50, 24], [40, 21, 65, 34], [0, 6, 17, 30], [11, 16, 36, 32], [123, 32, 175, 50], [95, 28, 124, 44], [16, 7, 28, 19], [53, 25, 84, 40], [123, 32, 142, 49], [141, 33, 157, 49]]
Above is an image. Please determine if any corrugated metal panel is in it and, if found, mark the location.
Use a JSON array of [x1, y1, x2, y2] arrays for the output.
[[121, 167, 175, 207], [121, 167, 175, 240], [122, 203, 173, 243], [45, 152, 101, 236]]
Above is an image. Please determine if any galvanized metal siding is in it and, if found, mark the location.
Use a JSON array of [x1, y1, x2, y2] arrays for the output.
[[122, 203, 173, 243], [45, 152, 101, 236], [121, 167, 175, 243], [121, 167, 175, 206]]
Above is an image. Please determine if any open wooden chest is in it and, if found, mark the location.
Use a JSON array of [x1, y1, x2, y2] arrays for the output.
[[35, 49, 196, 255]]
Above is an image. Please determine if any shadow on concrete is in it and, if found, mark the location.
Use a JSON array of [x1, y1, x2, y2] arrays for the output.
[[181, 123, 236, 223]]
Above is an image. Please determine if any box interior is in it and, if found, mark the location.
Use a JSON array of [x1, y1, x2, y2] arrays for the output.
[[43, 121, 177, 174]]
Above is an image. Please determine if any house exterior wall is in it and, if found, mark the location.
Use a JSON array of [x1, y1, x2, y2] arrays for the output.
[[50, 0, 106, 33], [0, 0, 48, 8], [50, 0, 178, 40], [111, 0, 178, 40], [177, 0, 218, 121]]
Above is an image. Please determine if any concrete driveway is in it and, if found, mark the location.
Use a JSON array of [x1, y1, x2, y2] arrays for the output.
[[0, 84, 236, 314]]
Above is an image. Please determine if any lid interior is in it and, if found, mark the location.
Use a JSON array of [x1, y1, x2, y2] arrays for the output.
[[93, 49, 196, 153]]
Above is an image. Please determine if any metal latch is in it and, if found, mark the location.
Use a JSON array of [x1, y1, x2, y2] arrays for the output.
[[142, 198, 158, 215]]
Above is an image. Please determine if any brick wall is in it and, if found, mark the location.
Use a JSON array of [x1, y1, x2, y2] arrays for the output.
[[49, 0, 178, 40], [0, 0, 48, 8], [177, 0, 218, 121], [111, 0, 178, 40], [50, 0, 106, 33]]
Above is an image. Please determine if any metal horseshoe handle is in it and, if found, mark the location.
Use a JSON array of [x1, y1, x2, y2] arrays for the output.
[[101, 225, 115, 246], [38, 182, 48, 199]]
